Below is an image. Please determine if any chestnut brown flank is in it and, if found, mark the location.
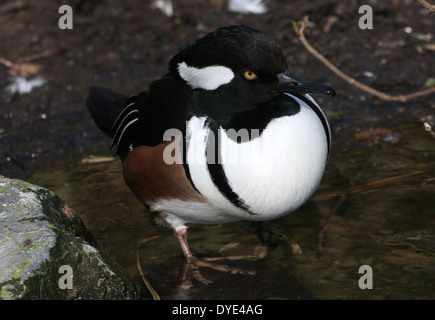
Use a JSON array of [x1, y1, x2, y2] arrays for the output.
[[122, 136, 205, 205]]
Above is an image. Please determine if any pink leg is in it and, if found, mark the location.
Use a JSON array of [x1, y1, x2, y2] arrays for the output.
[[173, 226, 194, 263], [172, 225, 255, 286]]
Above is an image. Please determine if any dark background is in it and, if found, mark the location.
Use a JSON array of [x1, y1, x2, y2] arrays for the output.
[[1, 0, 433, 179]]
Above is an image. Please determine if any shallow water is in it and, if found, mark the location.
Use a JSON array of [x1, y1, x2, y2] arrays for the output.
[[28, 117, 435, 299]]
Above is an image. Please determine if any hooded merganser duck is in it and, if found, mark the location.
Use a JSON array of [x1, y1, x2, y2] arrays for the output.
[[87, 25, 335, 284]]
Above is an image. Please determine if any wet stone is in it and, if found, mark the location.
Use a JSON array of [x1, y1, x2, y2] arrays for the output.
[[0, 175, 137, 300]]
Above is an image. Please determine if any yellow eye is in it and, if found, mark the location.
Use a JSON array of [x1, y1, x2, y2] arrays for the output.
[[243, 71, 257, 80]]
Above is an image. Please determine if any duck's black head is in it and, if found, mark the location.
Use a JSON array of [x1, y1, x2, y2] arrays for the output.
[[169, 26, 335, 125]]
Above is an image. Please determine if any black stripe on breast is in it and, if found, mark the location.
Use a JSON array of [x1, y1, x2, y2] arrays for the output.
[[182, 130, 201, 195], [206, 120, 255, 215], [293, 94, 331, 159], [223, 93, 301, 143]]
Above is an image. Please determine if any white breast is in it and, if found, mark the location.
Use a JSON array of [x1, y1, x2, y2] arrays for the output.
[[220, 103, 328, 218], [151, 95, 329, 226]]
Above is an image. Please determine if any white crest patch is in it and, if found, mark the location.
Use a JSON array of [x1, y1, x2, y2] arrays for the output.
[[177, 62, 234, 90]]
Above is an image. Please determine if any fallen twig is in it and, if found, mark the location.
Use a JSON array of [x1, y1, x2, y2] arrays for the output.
[[81, 155, 116, 163], [0, 1, 27, 14], [1, 47, 66, 78], [424, 122, 435, 138], [136, 235, 162, 300], [294, 16, 435, 102], [20, 47, 66, 63], [312, 171, 426, 203], [0, 57, 13, 68], [317, 192, 346, 257], [415, 0, 435, 13]]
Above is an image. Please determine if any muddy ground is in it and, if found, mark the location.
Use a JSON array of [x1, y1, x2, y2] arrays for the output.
[[1, 0, 434, 300]]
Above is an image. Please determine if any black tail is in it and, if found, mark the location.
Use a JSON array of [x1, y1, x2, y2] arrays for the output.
[[86, 86, 127, 137]]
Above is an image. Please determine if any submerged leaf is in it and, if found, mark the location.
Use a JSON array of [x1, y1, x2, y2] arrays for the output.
[[10, 62, 43, 77], [355, 128, 400, 144]]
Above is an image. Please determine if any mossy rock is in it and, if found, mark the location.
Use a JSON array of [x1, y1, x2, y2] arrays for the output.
[[0, 176, 137, 300]]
